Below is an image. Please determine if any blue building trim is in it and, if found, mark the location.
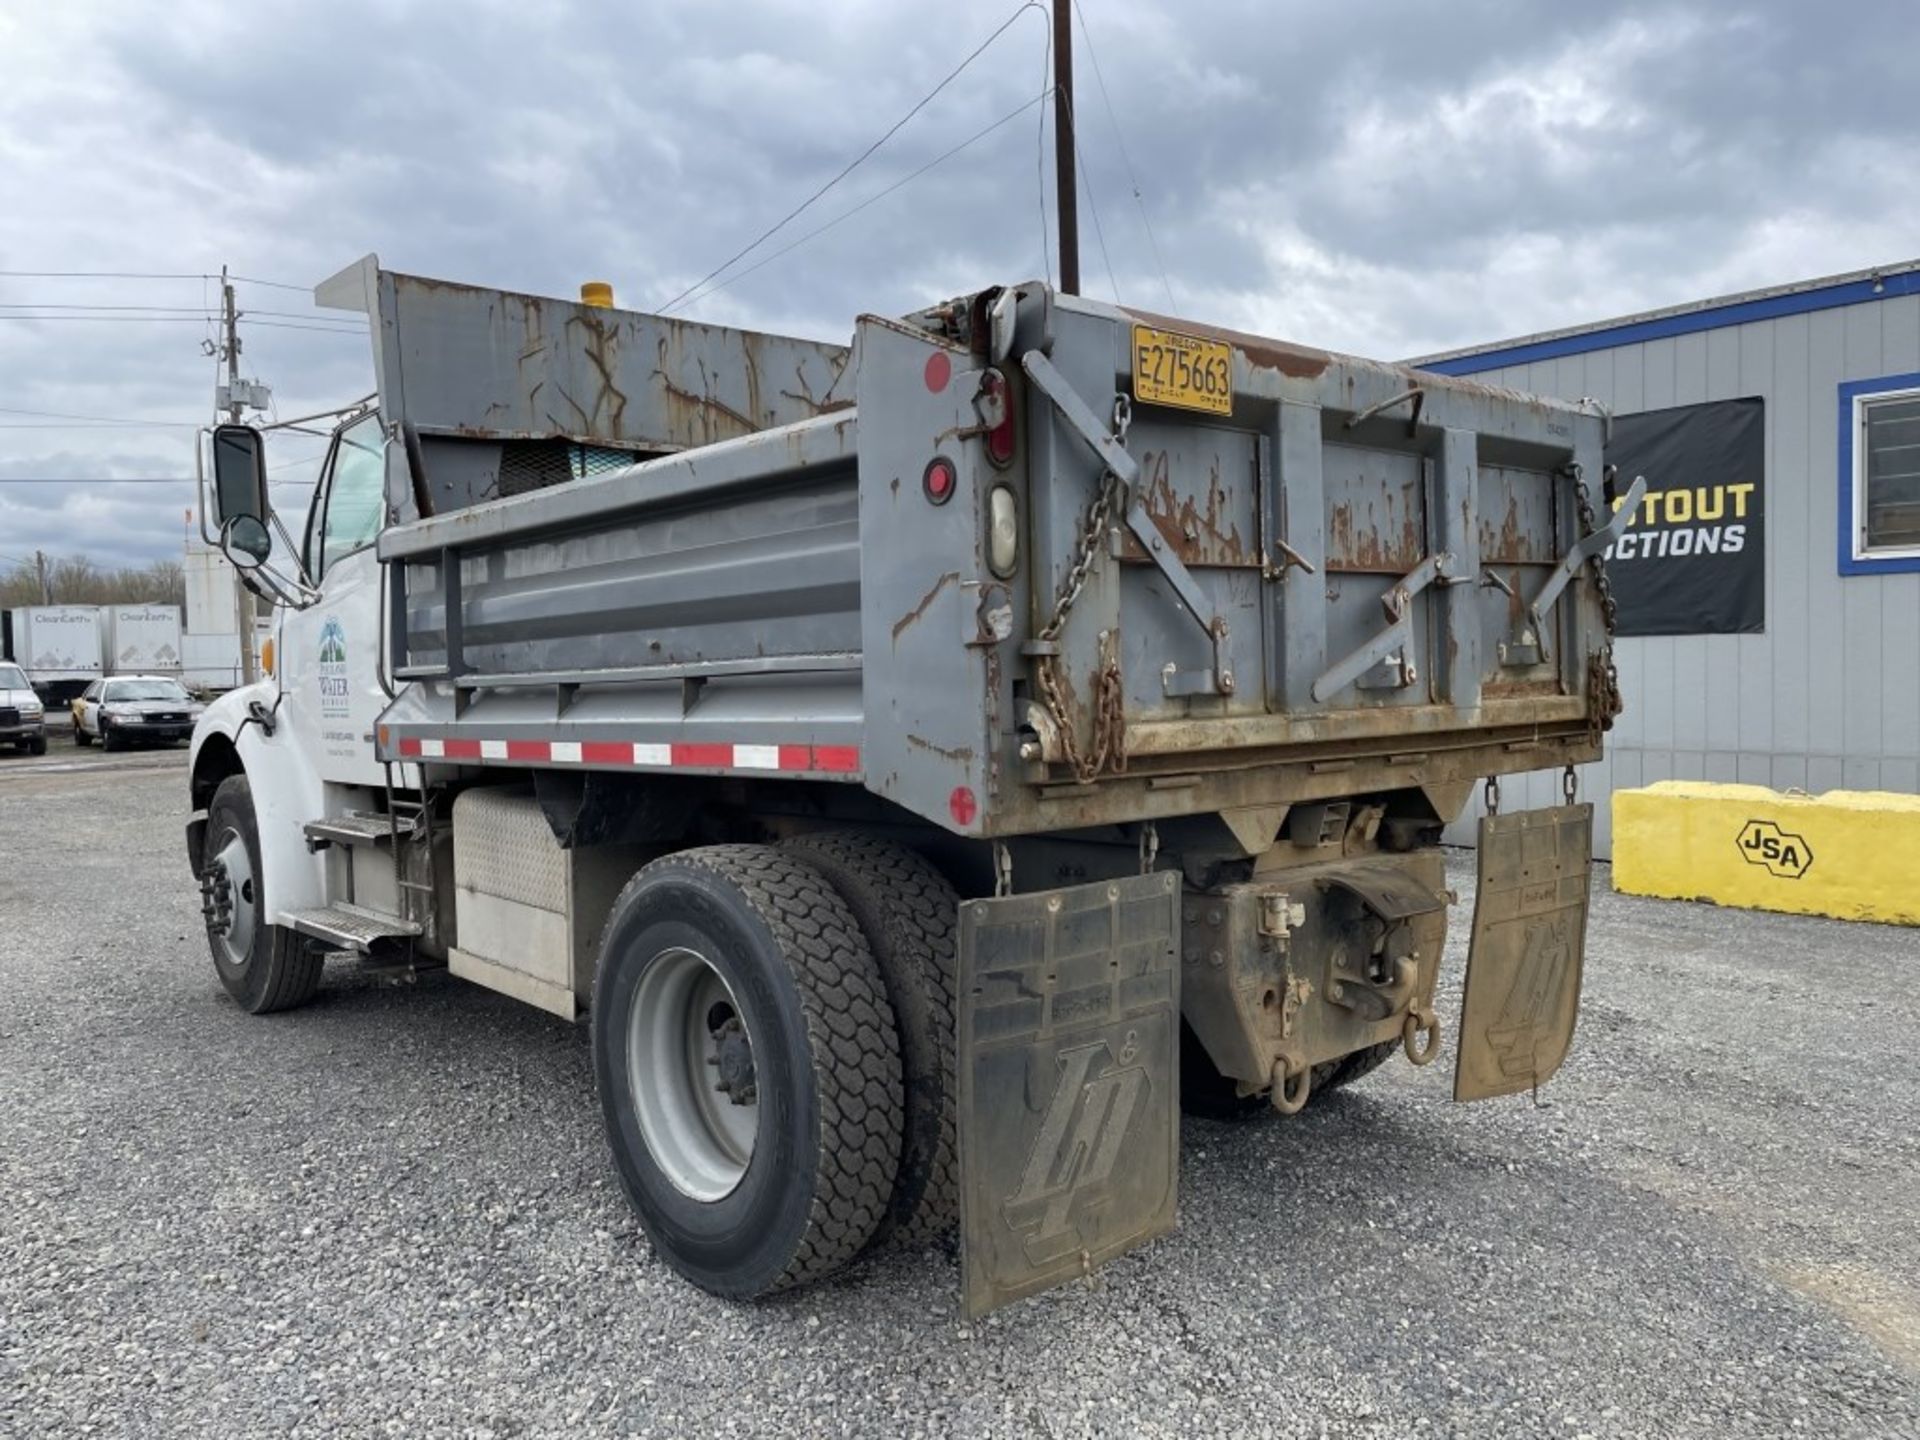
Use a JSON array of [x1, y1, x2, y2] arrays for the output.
[[1838, 372, 1920, 577], [1421, 269, 1920, 376]]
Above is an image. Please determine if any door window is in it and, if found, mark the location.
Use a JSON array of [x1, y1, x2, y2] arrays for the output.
[[315, 414, 388, 579]]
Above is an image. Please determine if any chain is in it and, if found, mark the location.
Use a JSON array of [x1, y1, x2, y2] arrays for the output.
[[1035, 458, 1128, 784], [1568, 462, 1623, 741]]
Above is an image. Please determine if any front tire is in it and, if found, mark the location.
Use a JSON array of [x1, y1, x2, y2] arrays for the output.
[[100, 719, 120, 752], [27, 734, 46, 756], [200, 775, 324, 1014], [592, 845, 903, 1298]]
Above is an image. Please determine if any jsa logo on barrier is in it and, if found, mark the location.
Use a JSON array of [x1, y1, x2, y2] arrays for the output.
[[1003, 1036, 1146, 1263], [1737, 819, 1813, 879]]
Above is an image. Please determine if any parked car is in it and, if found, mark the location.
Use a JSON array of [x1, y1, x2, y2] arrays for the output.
[[72, 674, 204, 750], [0, 661, 48, 755]]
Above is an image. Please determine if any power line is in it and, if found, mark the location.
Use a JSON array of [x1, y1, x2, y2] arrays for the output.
[[0, 314, 215, 323], [1072, 0, 1175, 310], [239, 318, 369, 335], [673, 91, 1055, 311], [228, 274, 313, 293], [1072, 114, 1121, 302], [0, 404, 199, 428], [0, 269, 311, 290], [658, 0, 1045, 315], [1035, 17, 1053, 288]]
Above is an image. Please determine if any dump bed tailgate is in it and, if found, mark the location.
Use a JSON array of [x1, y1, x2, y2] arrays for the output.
[[855, 288, 1625, 837]]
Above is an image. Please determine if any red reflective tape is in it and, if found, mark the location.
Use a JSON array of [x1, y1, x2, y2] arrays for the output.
[[441, 738, 483, 760], [777, 744, 813, 771], [505, 739, 549, 762], [671, 742, 733, 769], [813, 745, 861, 773], [397, 737, 423, 757], [581, 741, 633, 765]]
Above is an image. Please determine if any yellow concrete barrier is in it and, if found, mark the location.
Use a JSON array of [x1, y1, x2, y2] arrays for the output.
[[1612, 782, 1920, 925]]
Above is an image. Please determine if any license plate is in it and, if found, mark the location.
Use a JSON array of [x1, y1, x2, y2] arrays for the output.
[[1131, 325, 1233, 416]]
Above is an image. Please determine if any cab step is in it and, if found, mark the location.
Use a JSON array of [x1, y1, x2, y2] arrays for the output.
[[284, 903, 423, 951], [303, 811, 421, 851]]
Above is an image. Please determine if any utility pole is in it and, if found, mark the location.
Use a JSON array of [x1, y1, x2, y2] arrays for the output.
[[1052, 0, 1079, 295], [217, 265, 260, 685], [34, 550, 51, 604], [222, 267, 245, 425]]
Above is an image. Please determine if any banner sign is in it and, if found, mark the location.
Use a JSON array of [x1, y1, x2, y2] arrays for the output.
[[1603, 397, 1765, 636]]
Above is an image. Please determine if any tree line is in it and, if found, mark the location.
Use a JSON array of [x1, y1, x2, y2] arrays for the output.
[[0, 557, 186, 609]]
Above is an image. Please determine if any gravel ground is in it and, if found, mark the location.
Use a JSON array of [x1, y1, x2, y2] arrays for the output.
[[1, 764, 1916, 1439]]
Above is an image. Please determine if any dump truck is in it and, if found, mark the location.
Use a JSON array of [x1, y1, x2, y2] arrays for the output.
[[185, 257, 1640, 1316]]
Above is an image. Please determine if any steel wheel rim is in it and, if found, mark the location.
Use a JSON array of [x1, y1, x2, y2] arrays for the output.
[[627, 946, 759, 1202], [208, 830, 256, 966]]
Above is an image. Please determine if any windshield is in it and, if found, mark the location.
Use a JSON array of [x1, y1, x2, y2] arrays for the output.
[[105, 680, 191, 703], [0, 663, 28, 690]]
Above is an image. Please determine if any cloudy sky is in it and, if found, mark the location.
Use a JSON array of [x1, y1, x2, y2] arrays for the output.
[[2, 0, 1916, 571]]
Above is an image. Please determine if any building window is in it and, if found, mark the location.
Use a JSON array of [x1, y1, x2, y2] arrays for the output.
[[1839, 372, 1920, 575]]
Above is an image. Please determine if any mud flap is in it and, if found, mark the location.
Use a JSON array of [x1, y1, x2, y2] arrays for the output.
[[956, 870, 1181, 1318], [1455, 803, 1594, 1102]]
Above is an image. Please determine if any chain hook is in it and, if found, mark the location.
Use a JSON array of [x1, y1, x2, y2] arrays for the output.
[[1484, 776, 1500, 816], [1138, 820, 1159, 875], [1111, 392, 1132, 443], [992, 842, 1013, 899], [1563, 764, 1579, 805]]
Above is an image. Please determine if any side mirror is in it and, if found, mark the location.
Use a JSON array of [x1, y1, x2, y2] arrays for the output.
[[221, 514, 272, 568], [210, 424, 270, 527]]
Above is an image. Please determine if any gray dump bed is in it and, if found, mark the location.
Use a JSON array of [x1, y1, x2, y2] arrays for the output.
[[340, 262, 1627, 839]]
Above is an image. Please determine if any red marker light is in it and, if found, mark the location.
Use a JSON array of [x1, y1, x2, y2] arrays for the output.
[[923, 456, 957, 505], [924, 351, 952, 393], [948, 785, 978, 827]]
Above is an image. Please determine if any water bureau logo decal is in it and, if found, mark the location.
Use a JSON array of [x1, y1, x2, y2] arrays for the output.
[[317, 615, 350, 719]]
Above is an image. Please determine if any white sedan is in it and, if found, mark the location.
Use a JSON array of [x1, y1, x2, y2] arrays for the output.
[[72, 675, 205, 750]]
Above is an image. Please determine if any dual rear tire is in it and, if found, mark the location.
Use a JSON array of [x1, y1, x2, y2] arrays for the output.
[[591, 837, 958, 1298]]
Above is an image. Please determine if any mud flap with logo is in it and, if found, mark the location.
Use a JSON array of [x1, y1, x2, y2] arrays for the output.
[[1455, 803, 1594, 1102], [955, 870, 1181, 1318]]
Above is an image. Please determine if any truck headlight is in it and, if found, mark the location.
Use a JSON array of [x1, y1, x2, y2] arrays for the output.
[[19, 701, 41, 717]]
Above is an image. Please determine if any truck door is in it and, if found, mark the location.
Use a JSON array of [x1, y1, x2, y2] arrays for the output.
[[277, 413, 392, 789]]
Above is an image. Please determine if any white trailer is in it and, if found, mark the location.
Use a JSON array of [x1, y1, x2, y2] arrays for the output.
[[0, 605, 104, 701], [103, 604, 184, 676], [181, 631, 244, 692]]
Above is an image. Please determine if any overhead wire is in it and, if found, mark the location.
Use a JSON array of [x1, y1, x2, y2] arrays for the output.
[[670, 90, 1055, 311], [1035, 20, 1053, 288], [0, 405, 199, 428], [1064, 86, 1120, 302], [657, 0, 1045, 315], [1072, 0, 1176, 310]]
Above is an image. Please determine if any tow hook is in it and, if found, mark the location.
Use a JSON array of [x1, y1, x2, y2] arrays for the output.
[[1269, 1053, 1312, 1115], [1402, 1006, 1442, 1066]]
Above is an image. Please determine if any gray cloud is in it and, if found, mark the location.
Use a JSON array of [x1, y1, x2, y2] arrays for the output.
[[2, 0, 1915, 568]]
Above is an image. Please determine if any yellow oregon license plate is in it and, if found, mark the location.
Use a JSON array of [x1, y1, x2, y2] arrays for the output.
[[1131, 324, 1233, 415]]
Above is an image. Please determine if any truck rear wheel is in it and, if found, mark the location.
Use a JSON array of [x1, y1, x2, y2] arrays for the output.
[[200, 776, 325, 1014], [781, 831, 959, 1246], [592, 844, 903, 1298]]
